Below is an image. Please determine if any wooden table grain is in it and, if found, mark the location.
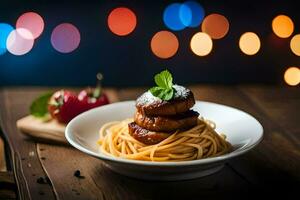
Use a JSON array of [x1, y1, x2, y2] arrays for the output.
[[0, 86, 299, 200]]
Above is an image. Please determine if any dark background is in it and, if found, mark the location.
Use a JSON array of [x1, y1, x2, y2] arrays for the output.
[[0, 0, 299, 87]]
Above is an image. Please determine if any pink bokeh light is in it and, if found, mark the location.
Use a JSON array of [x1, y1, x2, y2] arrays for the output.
[[51, 23, 81, 53], [16, 12, 44, 39]]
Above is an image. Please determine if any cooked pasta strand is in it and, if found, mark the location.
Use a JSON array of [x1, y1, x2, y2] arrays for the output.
[[97, 118, 231, 161]]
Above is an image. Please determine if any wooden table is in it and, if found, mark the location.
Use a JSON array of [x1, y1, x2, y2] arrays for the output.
[[0, 86, 299, 199]]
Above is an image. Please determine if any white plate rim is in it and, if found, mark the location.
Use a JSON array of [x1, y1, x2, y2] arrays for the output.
[[65, 100, 264, 167]]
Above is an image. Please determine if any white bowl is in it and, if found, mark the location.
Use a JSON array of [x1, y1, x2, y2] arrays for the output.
[[65, 101, 263, 181]]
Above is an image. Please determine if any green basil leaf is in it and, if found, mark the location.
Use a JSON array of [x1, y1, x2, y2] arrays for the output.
[[30, 92, 53, 118], [149, 87, 174, 101], [158, 88, 174, 101], [149, 86, 164, 97], [150, 70, 175, 100], [154, 70, 173, 89]]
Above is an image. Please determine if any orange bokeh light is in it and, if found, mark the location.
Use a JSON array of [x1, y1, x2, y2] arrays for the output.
[[150, 31, 179, 59], [290, 34, 300, 56], [272, 15, 294, 38], [201, 13, 229, 39], [190, 32, 213, 56], [284, 67, 300, 86], [108, 7, 137, 36], [239, 32, 261, 55]]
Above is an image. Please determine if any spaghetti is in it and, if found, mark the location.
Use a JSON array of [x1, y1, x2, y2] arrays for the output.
[[97, 118, 231, 162]]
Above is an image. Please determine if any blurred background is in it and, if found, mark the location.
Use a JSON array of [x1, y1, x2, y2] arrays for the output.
[[0, 0, 300, 87]]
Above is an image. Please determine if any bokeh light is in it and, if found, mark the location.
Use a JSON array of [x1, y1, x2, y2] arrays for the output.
[[16, 12, 44, 39], [108, 7, 137, 36], [163, 3, 191, 31], [272, 15, 294, 38], [179, 4, 192, 27], [150, 30, 179, 59], [239, 32, 261, 55], [182, 1, 205, 27], [201, 13, 229, 39], [6, 28, 34, 55], [51, 23, 80, 53], [0, 23, 13, 55], [190, 32, 213, 56], [290, 34, 300, 56], [284, 67, 300, 86]]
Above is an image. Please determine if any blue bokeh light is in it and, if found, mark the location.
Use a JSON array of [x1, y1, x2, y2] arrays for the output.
[[179, 4, 192, 27], [163, 3, 192, 31], [0, 23, 14, 55], [182, 1, 205, 27]]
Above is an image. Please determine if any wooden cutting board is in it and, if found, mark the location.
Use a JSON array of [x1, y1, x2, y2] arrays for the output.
[[16, 89, 119, 144], [17, 116, 67, 143]]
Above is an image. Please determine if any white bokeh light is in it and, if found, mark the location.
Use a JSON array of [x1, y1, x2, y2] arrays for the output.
[[6, 28, 34, 55]]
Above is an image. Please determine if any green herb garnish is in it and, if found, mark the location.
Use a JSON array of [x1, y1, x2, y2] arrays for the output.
[[30, 92, 53, 118], [149, 70, 175, 100]]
